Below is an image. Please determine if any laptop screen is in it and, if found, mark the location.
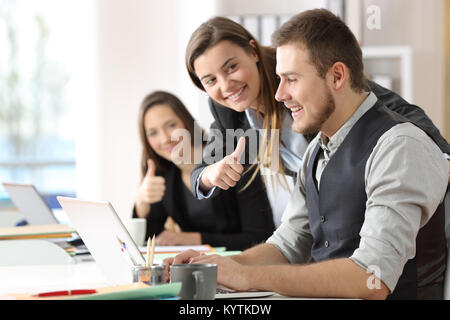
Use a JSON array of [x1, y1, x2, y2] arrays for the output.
[[3, 183, 59, 225], [57, 196, 146, 285]]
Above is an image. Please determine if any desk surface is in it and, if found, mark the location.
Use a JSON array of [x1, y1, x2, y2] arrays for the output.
[[0, 249, 243, 296], [0, 260, 107, 295], [0, 254, 341, 300], [0, 258, 293, 300]]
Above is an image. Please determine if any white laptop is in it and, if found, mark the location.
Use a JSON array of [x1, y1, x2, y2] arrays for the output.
[[3, 182, 60, 225], [57, 196, 275, 298], [57, 196, 146, 285]]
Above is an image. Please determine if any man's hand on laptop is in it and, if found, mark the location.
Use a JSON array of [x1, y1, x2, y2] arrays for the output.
[[162, 249, 204, 282], [163, 250, 251, 291], [188, 254, 251, 292], [163, 249, 204, 266]]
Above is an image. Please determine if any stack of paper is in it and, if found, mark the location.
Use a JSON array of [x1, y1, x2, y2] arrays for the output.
[[0, 224, 76, 240]]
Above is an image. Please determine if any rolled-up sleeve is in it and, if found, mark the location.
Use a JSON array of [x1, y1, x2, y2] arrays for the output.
[[350, 123, 449, 292]]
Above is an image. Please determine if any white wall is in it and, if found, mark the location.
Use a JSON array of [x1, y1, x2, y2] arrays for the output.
[[215, 0, 327, 15], [74, 1, 100, 202], [175, 0, 217, 131], [76, 0, 219, 219], [77, 0, 179, 218]]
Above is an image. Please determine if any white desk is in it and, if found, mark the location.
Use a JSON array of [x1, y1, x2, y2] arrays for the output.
[[0, 249, 182, 296], [0, 255, 344, 300], [0, 260, 107, 295], [0, 258, 295, 299]]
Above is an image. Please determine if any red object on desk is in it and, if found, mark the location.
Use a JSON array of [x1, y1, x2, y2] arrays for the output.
[[35, 289, 97, 297]]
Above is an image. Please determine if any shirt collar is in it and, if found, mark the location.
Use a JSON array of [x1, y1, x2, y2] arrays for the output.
[[318, 91, 378, 156]]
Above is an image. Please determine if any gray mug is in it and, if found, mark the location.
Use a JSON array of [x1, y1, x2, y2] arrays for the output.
[[170, 264, 217, 300]]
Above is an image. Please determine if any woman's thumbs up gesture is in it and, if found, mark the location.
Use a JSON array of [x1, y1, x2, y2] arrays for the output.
[[199, 137, 246, 191], [137, 159, 166, 205]]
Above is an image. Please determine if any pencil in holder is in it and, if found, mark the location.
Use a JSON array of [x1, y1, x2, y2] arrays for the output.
[[131, 264, 165, 286]]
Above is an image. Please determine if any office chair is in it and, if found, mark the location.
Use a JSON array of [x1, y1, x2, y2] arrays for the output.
[[0, 239, 75, 266]]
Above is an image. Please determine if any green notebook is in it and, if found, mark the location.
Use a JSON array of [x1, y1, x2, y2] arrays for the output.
[[71, 282, 181, 300], [154, 250, 241, 263]]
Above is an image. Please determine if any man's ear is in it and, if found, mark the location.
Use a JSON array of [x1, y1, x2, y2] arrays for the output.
[[328, 62, 346, 90]]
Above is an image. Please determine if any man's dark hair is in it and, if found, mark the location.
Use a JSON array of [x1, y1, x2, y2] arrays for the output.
[[272, 9, 366, 92]]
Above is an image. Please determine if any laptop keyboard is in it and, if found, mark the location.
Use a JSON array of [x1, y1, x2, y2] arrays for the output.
[[216, 287, 234, 294], [215, 285, 237, 294]]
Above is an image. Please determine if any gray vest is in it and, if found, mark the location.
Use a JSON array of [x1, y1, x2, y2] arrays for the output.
[[305, 102, 446, 299]]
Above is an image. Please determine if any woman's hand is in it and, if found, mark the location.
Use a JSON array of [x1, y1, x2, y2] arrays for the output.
[[136, 159, 166, 217], [156, 231, 201, 246], [199, 137, 246, 191]]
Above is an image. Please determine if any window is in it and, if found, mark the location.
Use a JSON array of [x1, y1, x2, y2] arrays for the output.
[[0, 0, 94, 207]]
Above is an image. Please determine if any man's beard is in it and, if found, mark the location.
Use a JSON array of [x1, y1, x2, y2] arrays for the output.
[[294, 90, 336, 135]]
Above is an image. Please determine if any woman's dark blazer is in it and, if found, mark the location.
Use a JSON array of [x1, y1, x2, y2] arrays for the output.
[[133, 163, 275, 251]]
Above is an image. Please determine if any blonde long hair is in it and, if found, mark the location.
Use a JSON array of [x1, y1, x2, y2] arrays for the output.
[[185, 17, 287, 190]]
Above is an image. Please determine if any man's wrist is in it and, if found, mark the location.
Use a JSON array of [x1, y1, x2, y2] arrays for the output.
[[241, 264, 257, 291]]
